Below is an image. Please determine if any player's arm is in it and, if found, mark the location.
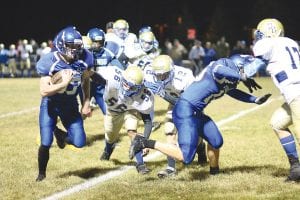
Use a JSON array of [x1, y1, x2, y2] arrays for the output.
[[89, 71, 107, 86], [140, 112, 152, 139], [81, 69, 92, 117], [227, 89, 271, 104], [213, 64, 241, 83], [39, 70, 73, 97]]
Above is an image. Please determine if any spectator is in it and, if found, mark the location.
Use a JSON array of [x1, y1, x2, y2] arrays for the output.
[[215, 36, 230, 59], [168, 39, 187, 66], [203, 41, 217, 67], [188, 39, 205, 75]]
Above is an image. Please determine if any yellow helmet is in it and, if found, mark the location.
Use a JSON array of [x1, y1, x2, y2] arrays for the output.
[[113, 19, 129, 39], [82, 36, 92, 49], [151, 55, 174, 85], [121, 65, 144, 96], [139, 31, 155, 52], [255, 18, 284, 40]]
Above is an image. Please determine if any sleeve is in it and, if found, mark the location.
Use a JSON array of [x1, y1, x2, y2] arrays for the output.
[[212, 64, 241, 83], [226, 89, 257, 103], [110, 58, 125, 70], [105, 41, 120, 57], [84, 49, 94, 69], [36, 53, 52, 76], [243, 57, 267, 77]]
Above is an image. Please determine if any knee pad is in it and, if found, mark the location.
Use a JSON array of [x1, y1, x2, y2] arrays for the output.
[[165, 121, 176, 135], [270, 113, 290, 131], [72, 137, 86, 148], [209, 137, 223, 149]]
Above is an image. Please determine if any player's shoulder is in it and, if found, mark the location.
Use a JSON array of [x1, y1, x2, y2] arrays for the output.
[[36, 52, 57, 76]]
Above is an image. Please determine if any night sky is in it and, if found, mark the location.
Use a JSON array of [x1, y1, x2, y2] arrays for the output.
[[1, 0, 300, 46]]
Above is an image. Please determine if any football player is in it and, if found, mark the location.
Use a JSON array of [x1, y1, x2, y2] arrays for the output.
[[129, 54, 271, 176], [105, 19, 139, 68], [252, 18, 300, 181], [94, 65, 154, 174], [143, 55, 207, 178], [86, 27, 124, 114], [35, 26, 94, 181]]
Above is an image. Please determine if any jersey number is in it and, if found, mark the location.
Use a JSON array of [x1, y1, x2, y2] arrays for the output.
[[285, 46, 300, 69]]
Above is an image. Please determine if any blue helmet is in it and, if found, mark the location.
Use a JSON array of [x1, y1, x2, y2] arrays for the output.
[[139, 26, 152, 36], [55, 26, 83, 60], [229, 54, 266, 77], [87, 28, 105, 51]]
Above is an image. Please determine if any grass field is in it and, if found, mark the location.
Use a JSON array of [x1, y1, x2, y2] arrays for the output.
[[1, 77, 300, 200]]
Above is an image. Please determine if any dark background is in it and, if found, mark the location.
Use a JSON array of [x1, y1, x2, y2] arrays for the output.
[[2, 0, 300, 46]]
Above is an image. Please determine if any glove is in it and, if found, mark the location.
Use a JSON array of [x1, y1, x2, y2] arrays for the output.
[[242, 78, 262, 93], [144, 81, 165, 97], [255, 93, 272, 105]]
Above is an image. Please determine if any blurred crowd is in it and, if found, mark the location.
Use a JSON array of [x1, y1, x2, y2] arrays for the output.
[[0, 39, 53, 78], [0, 34, 267, 78]]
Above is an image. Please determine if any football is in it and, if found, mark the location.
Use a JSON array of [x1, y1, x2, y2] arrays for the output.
[[51, 70, 64, 84]]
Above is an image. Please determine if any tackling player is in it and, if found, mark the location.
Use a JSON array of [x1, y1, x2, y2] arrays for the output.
[[93, 65, 154, 174], [129, 54, 271, 175]]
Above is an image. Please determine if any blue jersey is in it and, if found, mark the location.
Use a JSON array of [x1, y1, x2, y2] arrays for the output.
[[181, 58, 257, 111], [92, 47, 123, 70], [173, 58, 258, 164], [36, 49, 94, 102]]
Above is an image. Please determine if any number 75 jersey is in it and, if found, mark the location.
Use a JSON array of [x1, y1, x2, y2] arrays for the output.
[[96, 66, 154, 114], [253, 37, 300, 103]]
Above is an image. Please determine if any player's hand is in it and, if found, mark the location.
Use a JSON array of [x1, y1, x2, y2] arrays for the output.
[[242, 78, 262, 93], [255, 93, 272, 105], [61, 69, 74, 85], [81, 103, 92, 119], [144, 81, 165, 97]]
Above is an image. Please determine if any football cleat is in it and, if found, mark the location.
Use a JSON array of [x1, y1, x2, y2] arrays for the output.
[[136, 164, 150, 174], [210, 166, 220, 175], [100, 151, 111, 160], [129, 135, 146, 160], [286, 163, 300, 182], [53, 126, 67, 149], [36, 174, 46, 182], [157, 168, 176, 178]]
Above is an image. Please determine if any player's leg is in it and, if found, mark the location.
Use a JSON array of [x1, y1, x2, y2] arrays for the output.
[[36, 98, 57, 181], [270, 103, 300, 181], [200, 114, 223, 175], [125, 111, 150, 174], [100, 110, 123, 160], [58, 101, 86, 148], [157, 108, 177, 178]]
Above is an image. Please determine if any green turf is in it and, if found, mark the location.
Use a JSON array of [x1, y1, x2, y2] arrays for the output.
[[2, 77, 300, 200]]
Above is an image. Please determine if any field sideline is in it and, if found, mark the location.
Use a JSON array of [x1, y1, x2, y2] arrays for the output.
[[1, 77, 300, 200]]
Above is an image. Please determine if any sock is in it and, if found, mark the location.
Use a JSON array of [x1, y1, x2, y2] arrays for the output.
[[167, 156, 176, 169], [280, 135, 299, 165], [104, 140, 115, 154], [135, 151, 144, 165], [38, 145, 50, 175]]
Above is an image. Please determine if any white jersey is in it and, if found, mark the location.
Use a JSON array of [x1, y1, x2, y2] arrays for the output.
[[105, 32, 138, 59], [144, 65, 195, 98], [253, 37, 300, 103], [96, 66, 154, 114]]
